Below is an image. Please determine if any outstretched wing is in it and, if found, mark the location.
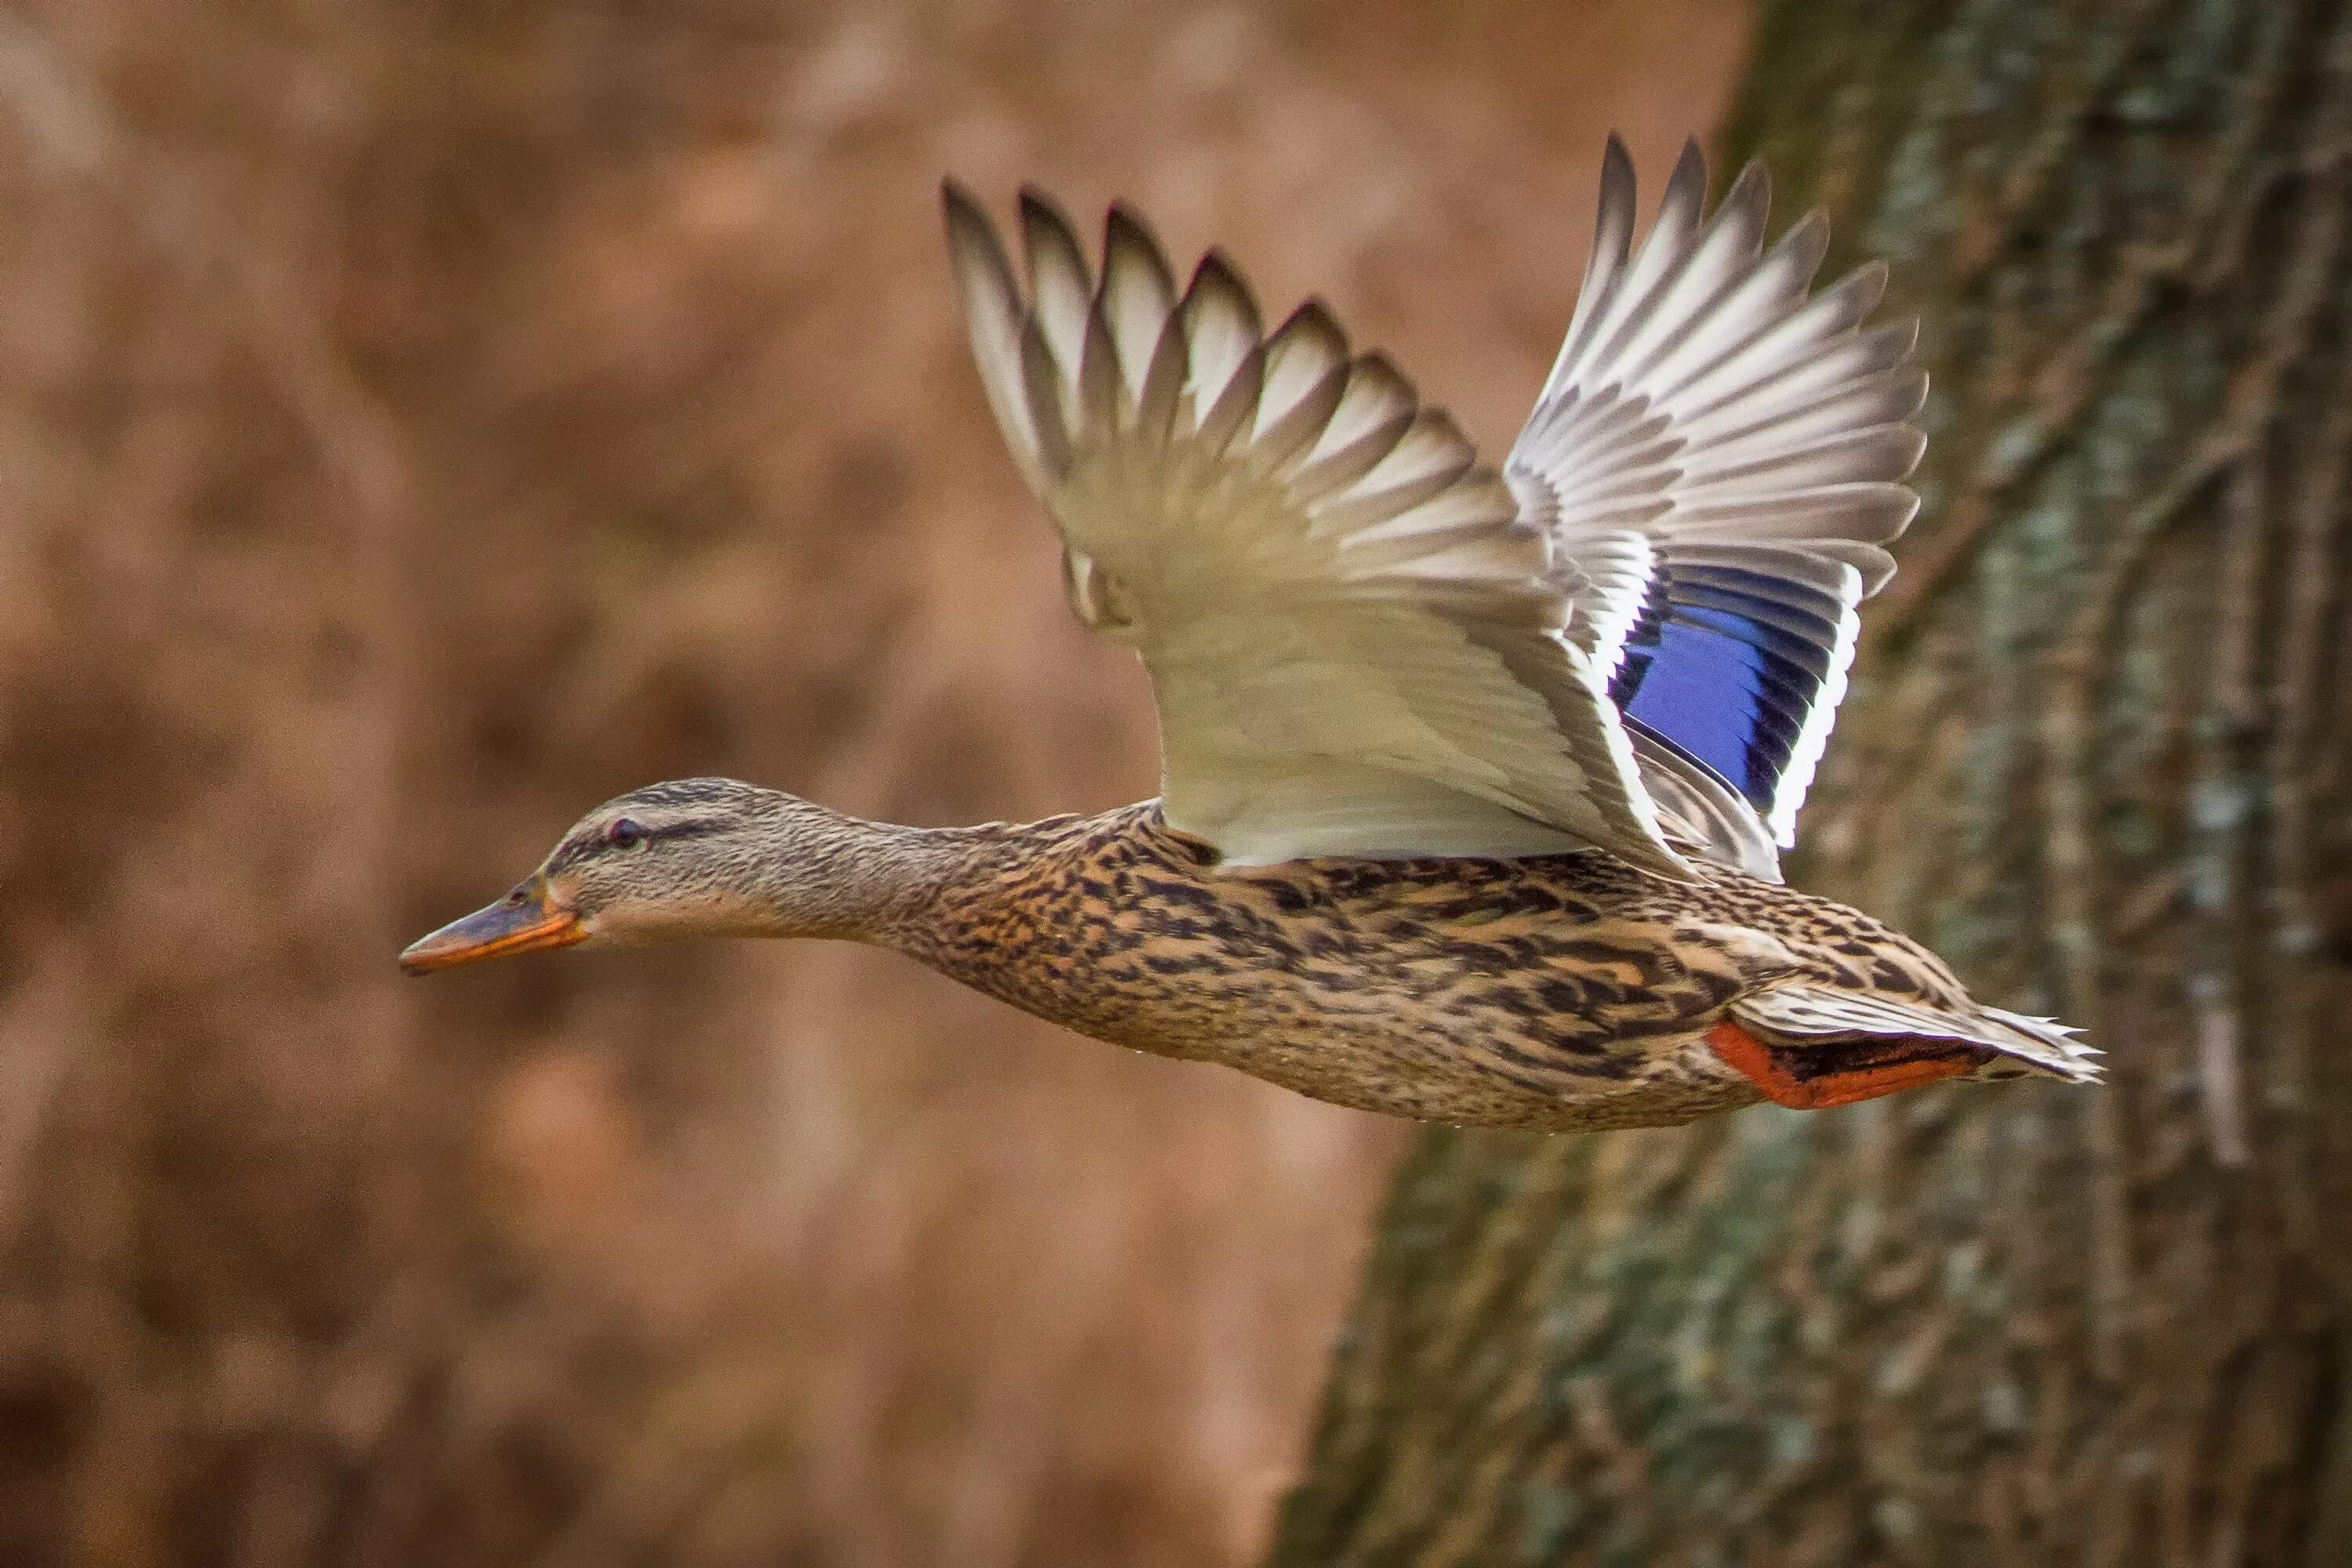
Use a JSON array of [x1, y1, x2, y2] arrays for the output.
[[944, 183, 1690, 874], [1508, 136, 1926, 876]]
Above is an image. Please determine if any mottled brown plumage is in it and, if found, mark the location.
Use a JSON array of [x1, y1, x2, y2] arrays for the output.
[[898, 801, 2001, 1130], [405, 783, 2090, 1131], [401, 144, 2100, 1127]]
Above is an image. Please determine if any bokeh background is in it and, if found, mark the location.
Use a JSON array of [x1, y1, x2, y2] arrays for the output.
[[0, 3, 1750, 1563]]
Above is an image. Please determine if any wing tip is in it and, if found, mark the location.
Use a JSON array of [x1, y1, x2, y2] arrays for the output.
[[941, 178, 1007, 270], [1017, 184, 1089, 274], [1721, 155, 1771, 226], [1103, 198, 1152, 241], [1102, 201, 1173, 284], [1599, 132, 1636, 207], [1270, 296, 1349, 356], [1665, 136, 1708, 209], [1777, 207, 1833, 280], [1186, 248, 1265, 337], [1841, 256, 1892, 317], [940, 174, 981, 222], [1015, 181, 1065, 220]]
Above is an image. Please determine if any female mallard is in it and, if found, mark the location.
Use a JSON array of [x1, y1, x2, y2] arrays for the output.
[[403, 139, 2096, 1131]]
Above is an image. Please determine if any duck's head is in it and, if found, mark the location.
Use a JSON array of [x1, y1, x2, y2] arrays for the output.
[[400, 778, 870, 974]]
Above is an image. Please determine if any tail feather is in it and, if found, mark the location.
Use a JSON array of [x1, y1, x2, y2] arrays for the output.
[[1733, 984, 2100, 1085], [1973, 1005, 2101, 1082]]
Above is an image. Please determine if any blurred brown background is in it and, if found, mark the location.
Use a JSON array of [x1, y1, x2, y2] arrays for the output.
[[0, 3, 1750, 1563]]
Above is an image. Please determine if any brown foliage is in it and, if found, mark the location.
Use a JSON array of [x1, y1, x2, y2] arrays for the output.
[[0, 3, 1745, 1563]]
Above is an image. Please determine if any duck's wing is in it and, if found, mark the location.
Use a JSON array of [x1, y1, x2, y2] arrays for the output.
[[1507, 136, 1926, 878], [945, 183, 1690, 874]]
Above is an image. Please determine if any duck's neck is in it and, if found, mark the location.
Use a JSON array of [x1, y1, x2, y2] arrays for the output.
[[731, 808, 1021, 946], [724, 795, 1152, 1035], [874, 805, 1184, 1036]]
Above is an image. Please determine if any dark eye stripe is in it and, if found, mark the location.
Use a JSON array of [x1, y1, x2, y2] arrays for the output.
[[549, 815, 726, 873], [647, 819, 728, 844]]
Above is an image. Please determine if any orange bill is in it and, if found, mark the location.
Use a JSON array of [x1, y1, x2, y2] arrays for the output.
[[400, 887, 585, 974], [1707, 1020, 1979, 1111]]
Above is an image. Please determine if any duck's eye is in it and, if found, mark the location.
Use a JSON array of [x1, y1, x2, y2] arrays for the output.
[[606, 818, 647, 849]]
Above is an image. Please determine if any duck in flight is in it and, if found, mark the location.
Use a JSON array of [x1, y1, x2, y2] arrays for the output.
[[402, 138, 2096, 1131]]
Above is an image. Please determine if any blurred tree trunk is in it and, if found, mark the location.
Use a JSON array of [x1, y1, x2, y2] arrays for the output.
[[1269, 2, 2352, 1564]]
